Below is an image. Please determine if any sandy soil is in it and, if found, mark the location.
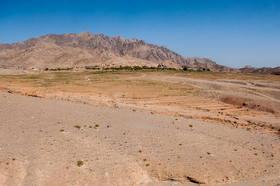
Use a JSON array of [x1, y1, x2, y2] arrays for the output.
[[0, 70, 280, 185], [1, 92, 280, 185]]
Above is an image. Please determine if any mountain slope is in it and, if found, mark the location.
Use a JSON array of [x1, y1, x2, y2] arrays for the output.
[[239, 66, 280, 75], [184, 57, 238, 72], [0, 31, 236, 71]]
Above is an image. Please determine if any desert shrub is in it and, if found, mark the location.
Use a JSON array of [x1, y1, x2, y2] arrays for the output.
[[183, 67, 188, 71], [77, 160, 84, 167], [74, 125, 81, 129]]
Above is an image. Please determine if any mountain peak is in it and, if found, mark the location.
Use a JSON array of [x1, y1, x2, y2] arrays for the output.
[[243, 65, 254, 69], [77, 31, 92, 37]]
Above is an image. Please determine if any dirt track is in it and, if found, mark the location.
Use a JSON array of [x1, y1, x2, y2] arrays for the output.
[[1, 92, 280, 185]]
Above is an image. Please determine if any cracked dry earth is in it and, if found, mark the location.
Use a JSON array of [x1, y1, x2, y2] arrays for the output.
[[1, 92, 280, 185]]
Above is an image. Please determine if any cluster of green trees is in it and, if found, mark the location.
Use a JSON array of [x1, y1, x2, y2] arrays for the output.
[[85, 66, 100, 70], [42, 65, 211, 72], [183, 67, 210, 72], [86, 65, 177, 71], [44, 67, 73, 71]]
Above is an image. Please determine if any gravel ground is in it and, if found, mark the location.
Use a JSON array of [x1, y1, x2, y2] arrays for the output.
[[0, 92, 280, 185]]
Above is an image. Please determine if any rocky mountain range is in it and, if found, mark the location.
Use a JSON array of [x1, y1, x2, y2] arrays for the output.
[[0, 31, 279, 74], [239, 65, 280, 75]]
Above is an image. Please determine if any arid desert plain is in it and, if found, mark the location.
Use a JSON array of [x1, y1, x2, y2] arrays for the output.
[[0, 69, 280, 185]]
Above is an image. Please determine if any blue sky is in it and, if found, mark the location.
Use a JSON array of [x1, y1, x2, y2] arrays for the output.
[[0, 0, 280, 68]]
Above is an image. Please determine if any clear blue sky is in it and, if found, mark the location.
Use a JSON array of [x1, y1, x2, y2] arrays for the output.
[[1, 0, 280, 68]]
